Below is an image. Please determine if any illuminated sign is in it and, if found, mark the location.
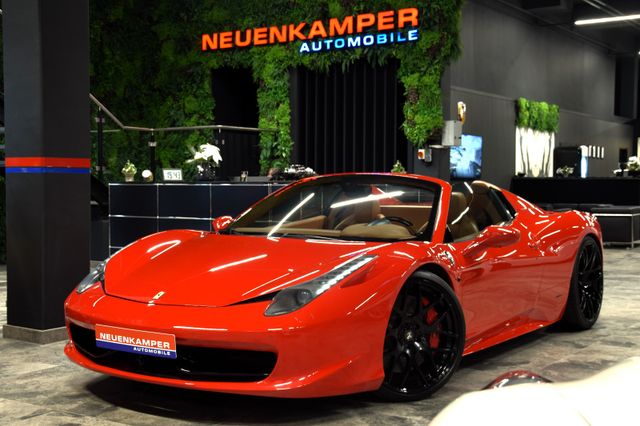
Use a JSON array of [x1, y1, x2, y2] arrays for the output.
[[201, 8, 419, 54]]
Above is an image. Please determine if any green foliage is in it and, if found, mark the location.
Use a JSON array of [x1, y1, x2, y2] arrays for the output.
[[516, 97, 559, 133], [391, 160, 406, 173], [121, 160, 137, 175], [516, 98, 529, 128], [90, 0, 214, 181], [90, 0, 464, 177], [252, 46, 295, 173]]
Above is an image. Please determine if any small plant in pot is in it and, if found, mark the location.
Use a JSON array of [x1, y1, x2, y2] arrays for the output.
[[628, 156, 640, 177], [555, 165, 574, 178], [277, 164, 316, 181], [121, 160, 137, 182], [391, 160, 407, 173]]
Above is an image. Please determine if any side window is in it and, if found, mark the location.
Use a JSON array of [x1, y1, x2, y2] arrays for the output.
[[494, 190, 517, 218], [447, 184, 479, 242], [468, 186, 514, 232], [447, 182, 515, 242]]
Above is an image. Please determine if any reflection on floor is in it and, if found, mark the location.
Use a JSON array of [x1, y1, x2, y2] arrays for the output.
[[1, 248, 639, 425]]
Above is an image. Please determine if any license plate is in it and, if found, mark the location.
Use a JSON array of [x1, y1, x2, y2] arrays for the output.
[[95, 324, 177, 359]]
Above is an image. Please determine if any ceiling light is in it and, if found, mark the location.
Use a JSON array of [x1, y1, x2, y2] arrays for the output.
[[575, 14, 640, 26]]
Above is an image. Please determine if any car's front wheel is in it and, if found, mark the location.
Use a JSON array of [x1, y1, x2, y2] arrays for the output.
[[561, 236, 603, 330], [377, 271, 465, 401]]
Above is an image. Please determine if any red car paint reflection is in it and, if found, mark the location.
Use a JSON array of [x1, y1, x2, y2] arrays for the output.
[[64, 173, 603, 400]]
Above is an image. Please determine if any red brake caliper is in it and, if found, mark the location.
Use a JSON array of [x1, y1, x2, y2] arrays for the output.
[[423, 297, 440, 348]]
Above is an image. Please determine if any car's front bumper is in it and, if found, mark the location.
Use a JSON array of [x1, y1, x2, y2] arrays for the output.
[[64, 283, 394, 398]]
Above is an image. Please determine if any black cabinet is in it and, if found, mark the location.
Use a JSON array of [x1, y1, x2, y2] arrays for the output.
[[109, 183, 287, 255], [510, 177, 640, 205]]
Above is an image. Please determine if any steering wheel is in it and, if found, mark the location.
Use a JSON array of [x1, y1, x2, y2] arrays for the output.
[[384, 216, 414, 228], [367, 216, 416, 235]]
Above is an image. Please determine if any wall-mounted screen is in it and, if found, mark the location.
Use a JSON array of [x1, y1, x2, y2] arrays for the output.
[[450, 134, 482, 179]]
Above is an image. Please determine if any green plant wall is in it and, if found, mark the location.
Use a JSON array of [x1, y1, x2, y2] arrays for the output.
[[516, 97, 560, 133], [90, 0, 464, 177]]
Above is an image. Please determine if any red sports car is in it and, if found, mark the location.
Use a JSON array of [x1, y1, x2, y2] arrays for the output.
[[64, 173, 604, 401]]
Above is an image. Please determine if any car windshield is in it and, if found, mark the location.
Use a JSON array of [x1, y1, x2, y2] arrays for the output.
[[226, 175, 440, 242]]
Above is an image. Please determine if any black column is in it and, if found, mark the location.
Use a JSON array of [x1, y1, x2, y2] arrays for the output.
[[3, 0, 90, 343]]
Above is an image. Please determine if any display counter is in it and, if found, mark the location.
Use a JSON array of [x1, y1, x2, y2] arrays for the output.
[[109, 182, 287, 255], [509, 177, 640, 205]]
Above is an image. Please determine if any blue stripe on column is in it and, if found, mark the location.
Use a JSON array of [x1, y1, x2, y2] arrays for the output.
[[5, 167, 91, 174]]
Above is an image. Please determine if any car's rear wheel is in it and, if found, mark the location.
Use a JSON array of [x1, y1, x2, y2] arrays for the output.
[[377, 271, 465, 401], [561, 236, 603, 330]]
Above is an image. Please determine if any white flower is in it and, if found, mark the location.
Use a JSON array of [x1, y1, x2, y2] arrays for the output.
[[186, 143, 222, 165], [629, 156, 639, 165], [199, 144, 223, 164]]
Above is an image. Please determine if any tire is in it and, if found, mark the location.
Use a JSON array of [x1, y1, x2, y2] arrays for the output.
[[561, 236, 604, 330], [376, 271, 465, 402]]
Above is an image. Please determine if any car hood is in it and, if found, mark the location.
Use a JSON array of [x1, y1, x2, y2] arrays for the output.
[[104, 230, 387, 307]]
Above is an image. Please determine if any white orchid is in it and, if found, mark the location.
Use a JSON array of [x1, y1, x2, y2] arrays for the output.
[[187, 143, 222, 166], [628, 156, 639, 171]]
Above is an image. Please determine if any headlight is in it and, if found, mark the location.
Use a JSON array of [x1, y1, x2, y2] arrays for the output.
[[264, 254, 376, 316], [76, 261, 106, 294]]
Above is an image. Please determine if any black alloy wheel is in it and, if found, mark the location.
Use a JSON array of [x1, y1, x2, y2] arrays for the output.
[[561, 236, 604, 330], [377, 271, 465, 401]]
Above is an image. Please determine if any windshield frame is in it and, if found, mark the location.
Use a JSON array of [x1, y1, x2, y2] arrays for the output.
[[224, 174, 442, 243]]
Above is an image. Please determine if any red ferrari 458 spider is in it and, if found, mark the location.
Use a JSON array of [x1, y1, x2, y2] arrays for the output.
[[64, 173, 604, 401]]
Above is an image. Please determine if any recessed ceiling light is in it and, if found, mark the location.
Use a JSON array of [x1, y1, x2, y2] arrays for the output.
[[575, 14, 640, 26]]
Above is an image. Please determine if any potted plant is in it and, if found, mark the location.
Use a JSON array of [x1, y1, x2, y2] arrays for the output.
[[121, 160, 137, 182], [628, 156, 640, 177], [186, 143, 222, 181], [280, 164, 316, 180], [555, 165, 574, 178], [391, 160, 407, 173]]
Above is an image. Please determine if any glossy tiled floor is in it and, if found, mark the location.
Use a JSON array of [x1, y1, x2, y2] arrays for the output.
[[1, 247, 639, 425]]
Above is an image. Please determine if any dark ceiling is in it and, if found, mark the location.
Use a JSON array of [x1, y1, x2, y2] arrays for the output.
[[497, 0, 640, 55]]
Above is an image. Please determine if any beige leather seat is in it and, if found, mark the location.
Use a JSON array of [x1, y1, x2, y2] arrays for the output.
[[448, 192, 479, 241], [330, 199, 384, 230]]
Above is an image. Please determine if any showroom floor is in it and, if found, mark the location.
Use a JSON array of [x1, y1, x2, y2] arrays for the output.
[[1, 247, 640, 425]]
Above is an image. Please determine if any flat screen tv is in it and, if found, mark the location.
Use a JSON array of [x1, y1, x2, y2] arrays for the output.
[[450, 134, 482, 179]]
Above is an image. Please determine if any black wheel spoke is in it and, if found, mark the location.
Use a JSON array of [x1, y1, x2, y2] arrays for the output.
[[419, 294, 444, 317], [412, 356, 430, 385], [432, 347, 454, 353], [431, 309, 449, 327], [422, 309, 450, 335], [437, 330, 459, 338], [387, 350, 400, 373], [399, 351, 413, 388], [413, 291, 422, 316]]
